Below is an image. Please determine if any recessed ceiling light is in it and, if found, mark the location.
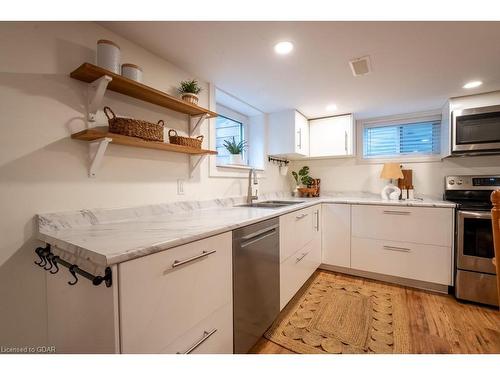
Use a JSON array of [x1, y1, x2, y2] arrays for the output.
[[274, 41, 294, 55], [463, 80, 482, 89], [326, 104, 338, 111]]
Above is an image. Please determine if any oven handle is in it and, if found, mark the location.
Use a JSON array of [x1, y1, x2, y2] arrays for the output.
[[458, 210, 491, 220]]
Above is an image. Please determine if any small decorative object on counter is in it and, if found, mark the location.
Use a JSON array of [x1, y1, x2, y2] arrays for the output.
[[178, 79, 202, 105], [121, 63, 143, 83], [223, 137, 247, 165], [104, 106, 164, 142], [311, 178, 321, 197], [401, 187, 408, 200], [380, 163, 404, 200], [168, 129, 203, 149], [408, 186, 415, 200], [96, 39, 121, 74], [292, 166, 317, 197]]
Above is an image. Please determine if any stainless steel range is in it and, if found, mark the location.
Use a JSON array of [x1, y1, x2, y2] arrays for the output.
[[444, 175, 499, 306]]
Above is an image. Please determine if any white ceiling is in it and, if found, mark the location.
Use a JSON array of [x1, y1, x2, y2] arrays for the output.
[[100, 21, 500, 119]]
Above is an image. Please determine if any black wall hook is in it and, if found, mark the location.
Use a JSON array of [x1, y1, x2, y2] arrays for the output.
[[49, 255, 59, 274], [34, 244, 112, 288], [68, 265, 79, 286], [268, 156, 289, 167]]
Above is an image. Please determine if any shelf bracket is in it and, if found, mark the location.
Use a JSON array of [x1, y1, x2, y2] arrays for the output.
[[189, 114, 209, 137], [88, 137, 112, 178], [189, 154, 207, 178], [87, 75, 112, 123]]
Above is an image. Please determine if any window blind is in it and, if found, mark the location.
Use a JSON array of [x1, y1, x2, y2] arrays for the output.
[[363, 120, 441, 158]]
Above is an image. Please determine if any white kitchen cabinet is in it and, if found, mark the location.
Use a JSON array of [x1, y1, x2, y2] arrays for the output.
[[309, 114, 354, 157], [119, 232, 233, 354], [280, 205, 316, 262], [351, 237, 452, 285], [268, 109, 309, 157], [280, 237, 321, 310], [351, 205, 453, 247], [280, 204, 321, 309], [322, 203, 351, 268]]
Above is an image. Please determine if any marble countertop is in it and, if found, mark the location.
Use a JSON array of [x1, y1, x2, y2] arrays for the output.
[[37, 192, 456, 269]]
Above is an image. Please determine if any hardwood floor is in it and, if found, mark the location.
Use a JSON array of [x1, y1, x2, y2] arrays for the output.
[[250, 270, 500, 354]]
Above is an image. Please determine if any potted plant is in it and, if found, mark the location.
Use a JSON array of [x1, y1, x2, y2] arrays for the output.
[[178, 79, 202, 105], [292, 166, 315, 197], [223, 137, 248, 165]]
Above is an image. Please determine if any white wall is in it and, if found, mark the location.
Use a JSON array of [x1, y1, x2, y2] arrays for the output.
[[0, 22, 287, 348], [290, 156, 500, 198]]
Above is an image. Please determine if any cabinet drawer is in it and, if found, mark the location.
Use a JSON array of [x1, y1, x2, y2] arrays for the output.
[[280, 237, 321, 310], [280, 206, 318, 262], [119, 232, 232, 354], [351, 237, 452, 285], [322, 203, 351, 268], [352, 205, 453, 247], [161, 303, 233, 354]]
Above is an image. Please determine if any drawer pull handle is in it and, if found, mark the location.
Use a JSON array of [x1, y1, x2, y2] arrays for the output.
[[383, 210, 411, 216], [314, 210, 320, 231], [177, 328, 217, 354], [172, 250, 216, 268], [296, 252, 309, 263], [383, 245, 411, 253], [296, 213, 308, 220]]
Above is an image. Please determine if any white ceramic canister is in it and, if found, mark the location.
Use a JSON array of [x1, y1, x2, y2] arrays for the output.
[[121, 63, 143, 83], [96, 39, 121, 74]]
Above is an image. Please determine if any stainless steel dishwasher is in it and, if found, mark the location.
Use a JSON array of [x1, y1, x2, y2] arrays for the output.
[[232, 217, 280, 354]]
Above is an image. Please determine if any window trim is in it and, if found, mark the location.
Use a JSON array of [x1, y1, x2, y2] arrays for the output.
[[215, 105, 249, 167], [356, 111, 443, 164]]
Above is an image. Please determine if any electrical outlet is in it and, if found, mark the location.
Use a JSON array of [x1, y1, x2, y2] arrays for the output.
[[177, 179, 185, 195]]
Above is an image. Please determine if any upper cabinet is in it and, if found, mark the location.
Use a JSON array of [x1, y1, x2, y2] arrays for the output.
[[268, 110, 354, 159], [268, 109, 309, 157], [309, 114, 354, 157]]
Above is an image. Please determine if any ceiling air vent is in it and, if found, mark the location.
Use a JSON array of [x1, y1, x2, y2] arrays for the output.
[[349, 56, 372, 77]]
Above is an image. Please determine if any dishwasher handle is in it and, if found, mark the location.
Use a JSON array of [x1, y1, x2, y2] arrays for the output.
[[240, 225, 278, 248]]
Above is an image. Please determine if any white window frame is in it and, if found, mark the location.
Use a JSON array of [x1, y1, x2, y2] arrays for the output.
[[357, 110, 443, 164], [215, 104, 249, 167], [207, 84, 265, 179]]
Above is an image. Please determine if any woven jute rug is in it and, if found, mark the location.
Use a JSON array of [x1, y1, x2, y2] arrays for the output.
[[265, 272, 410, 354]]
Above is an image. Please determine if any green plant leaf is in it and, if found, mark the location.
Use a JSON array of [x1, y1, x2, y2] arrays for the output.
[[178, 79, 202, 94], [223, 137, 247, 154]]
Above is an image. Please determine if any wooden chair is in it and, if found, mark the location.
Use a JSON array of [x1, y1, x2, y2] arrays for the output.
[[491, 190, 500, 309]]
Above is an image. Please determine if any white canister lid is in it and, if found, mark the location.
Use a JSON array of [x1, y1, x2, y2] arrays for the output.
[[121, 63, 143, 71], [97, 39, 121, 49]]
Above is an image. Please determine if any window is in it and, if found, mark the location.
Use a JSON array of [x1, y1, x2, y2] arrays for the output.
[[215, 115, 245, 165], [362, 118, 441, 159]]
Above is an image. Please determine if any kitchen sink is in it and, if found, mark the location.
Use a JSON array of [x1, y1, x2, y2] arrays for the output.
[[236, 200, 304, 208]]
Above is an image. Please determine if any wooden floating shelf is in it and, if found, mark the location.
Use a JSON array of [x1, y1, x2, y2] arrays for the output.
[[70, 63, 218, 118], [72, 127, 218, 156]]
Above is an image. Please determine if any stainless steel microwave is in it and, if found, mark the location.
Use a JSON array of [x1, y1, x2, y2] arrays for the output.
[[452, 104, 500, 155]]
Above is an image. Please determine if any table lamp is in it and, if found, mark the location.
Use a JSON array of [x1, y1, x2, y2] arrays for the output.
[[380, 163, 404, 200]]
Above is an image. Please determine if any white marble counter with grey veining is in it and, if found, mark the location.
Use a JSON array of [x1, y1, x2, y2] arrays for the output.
[[37, 191, 456, 269]]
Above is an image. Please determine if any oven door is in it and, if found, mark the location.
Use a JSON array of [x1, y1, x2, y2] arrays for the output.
[[452, 105, 500, 153], [457, 210, 496, 274]]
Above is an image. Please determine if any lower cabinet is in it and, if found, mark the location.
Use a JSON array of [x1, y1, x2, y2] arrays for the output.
[[351, 237, 452, 285], [280, 204, 321, 310], [160, 303, 233, 354], [321, 203, 454, 288], [280, 237, 321, 309], [321, 203, 351, 268], [118, 232, 233, 354]]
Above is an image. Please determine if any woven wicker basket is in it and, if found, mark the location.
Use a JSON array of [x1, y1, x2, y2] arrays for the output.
[[168, 129, 203, 149], [104, 106, 164, 142]]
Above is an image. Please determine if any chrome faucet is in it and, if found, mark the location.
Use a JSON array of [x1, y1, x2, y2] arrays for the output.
[[247, 169, 258, 205]]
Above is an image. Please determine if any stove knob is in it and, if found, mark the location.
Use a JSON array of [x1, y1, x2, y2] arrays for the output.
[[449, 179, 455, 185], [457, 180, 463, 185]]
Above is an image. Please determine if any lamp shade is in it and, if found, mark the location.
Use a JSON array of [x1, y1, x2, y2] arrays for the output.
[[380, 163, 403, 180]]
